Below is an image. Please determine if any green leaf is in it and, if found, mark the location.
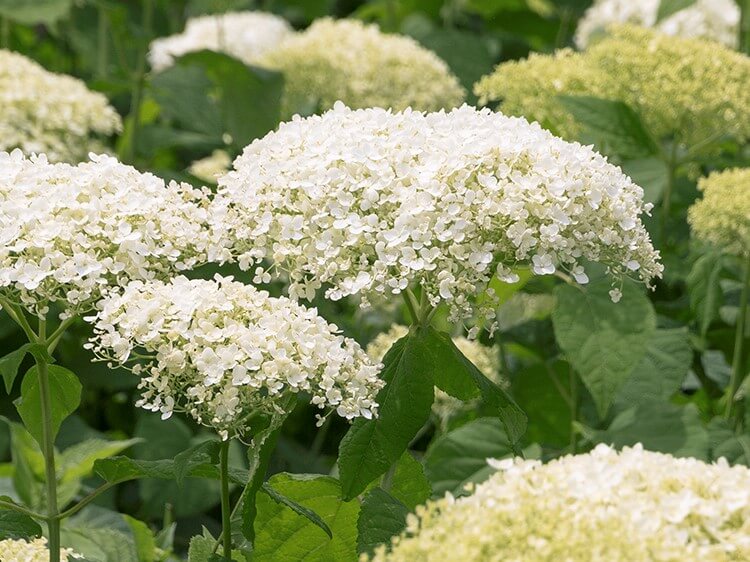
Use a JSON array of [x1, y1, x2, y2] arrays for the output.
[[388, 451, 430, 510], [588, 402, 709, 459], [260, 482, 333, 538], [687, 252, 724, 336], [356, 488, 408, 557], [424, 417, 514, 496], [14, 364, 81, 448], [0, 344, 52, 394], [59, 438, 141, 484], [93, 455, 247, 485], [174, 439, 221, 487], [657, 0, 697, 20], [621, 157, 669, 205], [0, 508, 42, 540], [0, 0, 72, 24], [61, 507, 143, 562], [253, 474, 359, 562], [616, 328, 691, 407], [558, 95, 658, 159], [552, 280, 656, 419], [6, 421, 44, 508], [187, 535, 214, 562], [124, 515, 157, 562], [338, 334, 434, 500], [708, 418, 750, 465]]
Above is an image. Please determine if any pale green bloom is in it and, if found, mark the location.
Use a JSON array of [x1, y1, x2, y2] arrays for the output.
[[367, 325, 503, 426], [260, 18, 465, 115], [689, 168, 750, 256], [369, 444, 750, 562], [475, 26, 750, 153]]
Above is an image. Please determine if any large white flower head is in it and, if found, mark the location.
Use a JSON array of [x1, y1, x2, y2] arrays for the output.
[[367, 325, 503, 426], [87, 275, 384, 439], [369, 444, 750, 562], [0, 150, 212, 318], [210, 104, 662, 328], [260, 18, 465, 115], [0, 50, 121, 163], [0, 538, 78, 561], [148, 11, 293, 71], [574, 0, 740, 49]]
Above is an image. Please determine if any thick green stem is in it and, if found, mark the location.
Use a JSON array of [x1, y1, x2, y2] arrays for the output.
[[220, 440, 233, 558], [725, 255, 750, 423], [35, 320, 60, 562]]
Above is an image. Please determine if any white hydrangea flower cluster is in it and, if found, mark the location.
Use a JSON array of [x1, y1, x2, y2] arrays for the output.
[[369, 444, 750, 562], [210, 103, 662, 327], [0, 50, 121, 163], [0, 150, 212, 317], [87, 275, 384, 439], [260, 18, 465, 115], [0, 538, 78, 562], [188, 149, 231, 184], [574, 0, 740, 49], [148, 11, 293, 71], [367, 325, 503, 426]]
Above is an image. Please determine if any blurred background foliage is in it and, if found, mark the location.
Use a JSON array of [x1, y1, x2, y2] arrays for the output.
[[2, 0, 750, 560]]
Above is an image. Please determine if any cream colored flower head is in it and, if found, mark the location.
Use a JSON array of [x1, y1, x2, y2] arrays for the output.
[[148, 11, 293, 71], [87, 275, 384, 439], [188, 149, 231, 184], [367, 325, 502, 426], [210, 103, 662, 328], [575, 0, 740, 49], [689, 168, 750, 256], [0, 150, 212, 318], [476, 26, 750, 153], [0, 538, 78, 561], [369, 444, 750, 562], [0, 50, 121, 163], [260, 18, 465, 115]]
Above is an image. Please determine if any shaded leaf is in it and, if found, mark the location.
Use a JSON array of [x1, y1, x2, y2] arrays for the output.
[[356, 488, 408, 557]]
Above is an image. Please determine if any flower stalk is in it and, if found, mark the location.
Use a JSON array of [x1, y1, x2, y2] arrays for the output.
[[726, 254, 750, 424], [219, 440, 232, 558]]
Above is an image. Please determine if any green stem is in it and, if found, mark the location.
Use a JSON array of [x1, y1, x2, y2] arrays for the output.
[[122, 0, 153, 163], [219, 440, 232, 558], [0, 298, 38, 342], [46, 317, 76, 354], [659, 144, 678, 246], [0, 499, 45, 520], [402, 291, 419, 325], [96, 5, 109, 79], [725, 254, 750, 423], [34, 320, 60, 562], [56, 482, 118, 520]]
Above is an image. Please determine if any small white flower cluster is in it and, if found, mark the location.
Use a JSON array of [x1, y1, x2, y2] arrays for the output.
[[367, 325, 503, 427], [148, 11, 293, 71], [188, 149, 231, 184], [211, 103, 662, 327], [0, 538, 78, 562], [0, 150, 212, 317], [87, 275, 384, 438], [370, 444, 750, 561], [260, 18, 465, 115], [0, 50, 121, 163], [575, 0, 740, 49]]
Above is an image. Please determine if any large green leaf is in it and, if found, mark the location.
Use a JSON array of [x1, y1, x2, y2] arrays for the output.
[[61, 507, 144, 562], [423, 417, 514, 496], [708, 418, 750, 465], [552, 281, 656, 419], [15, 365, 82, 448], [687, 252, 724, 336], [388, 451, 430, 510], [558, 96, 658, 159], [0, 0, 72, 24], [616, 328, 691, 407], [0, 508, 42, 540], [356, 488, 408, 558], [338, 335, 433, 500], [261, 482, 332, 538], [59, 438, 141, 484], [253, 474, 359, 562]]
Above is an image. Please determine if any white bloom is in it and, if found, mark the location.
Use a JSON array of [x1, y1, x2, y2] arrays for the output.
[[188, 149, 231, 184], [260, 18, 465, 115], [0, 538, 78, 561], [0, 150, 212, 317], [369, 444, 750, 561], [0, 50, 121, 162], [148, 11, 293, 71], [210, 104, 662, 328], [575, 0, 740, 49], [88, 275, 384, 437]]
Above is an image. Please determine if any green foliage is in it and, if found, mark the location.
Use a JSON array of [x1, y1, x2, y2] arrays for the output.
[[357, 488, 409, 558], [0, 507, 42, 540]]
